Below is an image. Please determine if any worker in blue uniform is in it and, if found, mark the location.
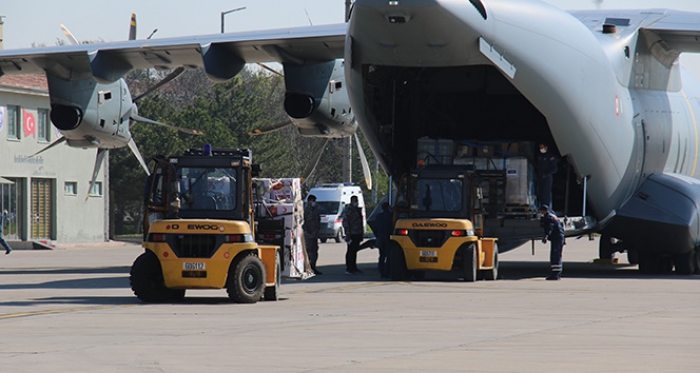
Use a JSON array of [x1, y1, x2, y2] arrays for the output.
[[537, 143, 558, 209], [540, 204, 564, 280]]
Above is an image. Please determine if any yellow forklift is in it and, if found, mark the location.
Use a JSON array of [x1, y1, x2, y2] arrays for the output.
[[390, 166, 498, 281], [133, 146, 281, 303]]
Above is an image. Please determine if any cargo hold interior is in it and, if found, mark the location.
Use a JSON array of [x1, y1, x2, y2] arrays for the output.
[[362, 64, 586, 217]]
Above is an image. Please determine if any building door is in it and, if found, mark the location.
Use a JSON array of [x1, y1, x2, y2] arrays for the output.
[[0, 178, 23, 240], [31, 178, 54, 240]]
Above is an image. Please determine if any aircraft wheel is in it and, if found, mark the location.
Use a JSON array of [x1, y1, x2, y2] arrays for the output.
[[626, 249, 639, 265], [638, 251, 659, 274], [673, 251, 695, 275], [694, 249, 700, 275], [227, 254, 266, 303], [599, 235, 616, 260], [130, 251, 173, 303], [389, 242, 408, 281], [462, 243, 477, 282], [264, 253, 281, 301], [482, 243, 499, 281], [659, 256, 674, 274]]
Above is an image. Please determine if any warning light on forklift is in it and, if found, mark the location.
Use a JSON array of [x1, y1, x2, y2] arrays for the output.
[[203, 143, 213, 156]]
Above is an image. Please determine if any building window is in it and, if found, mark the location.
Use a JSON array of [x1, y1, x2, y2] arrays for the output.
[[64, 182, 78, 196], [89, 181, 103, 197], [38, 109, 50, 142], [6, 105, 20, 140]]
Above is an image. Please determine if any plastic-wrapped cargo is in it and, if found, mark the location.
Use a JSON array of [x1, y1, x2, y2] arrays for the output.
[[252, 178, 313, 280], [452, 156, 535, 207], [417, 137, 455, 165]]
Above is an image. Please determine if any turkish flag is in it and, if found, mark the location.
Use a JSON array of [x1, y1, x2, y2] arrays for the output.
[[23, 110, 36, 138]]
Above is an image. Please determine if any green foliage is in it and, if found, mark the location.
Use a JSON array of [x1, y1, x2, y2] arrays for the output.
[[111, 67, 389, 235]]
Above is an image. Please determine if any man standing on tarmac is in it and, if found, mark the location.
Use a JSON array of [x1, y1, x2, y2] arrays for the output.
[[0, 210, 13, 255], [540, 204, 564, 280], [303, 194, 322, 275], [374, 202, 393, 278], [342, 195, 365, 274]]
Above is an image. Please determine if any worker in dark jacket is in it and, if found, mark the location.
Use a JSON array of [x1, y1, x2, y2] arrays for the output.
[[537, 143, 558, 209], [342, 195, 365, 274], [540, 204, 565, 280], [303, 194, 322, 275], [374, 202, 394, 278]]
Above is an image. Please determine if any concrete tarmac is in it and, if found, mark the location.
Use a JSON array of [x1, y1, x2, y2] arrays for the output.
[[1, 237, 698, 373]]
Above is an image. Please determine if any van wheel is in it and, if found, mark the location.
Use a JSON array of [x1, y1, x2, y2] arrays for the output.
[[462, 243, 477, 282], [130, 251, 173, 303], [389, 242, 408, 281], [227, 254, 266, 303], [335, 229, 343, 243], [320, 238, 327, 243], [264, 253, 281, 301]]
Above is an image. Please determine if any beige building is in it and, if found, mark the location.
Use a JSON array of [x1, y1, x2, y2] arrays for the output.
[[0, 74, 109, 247]]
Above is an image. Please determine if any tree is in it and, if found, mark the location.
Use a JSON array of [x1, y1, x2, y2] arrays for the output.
[[111, 66, 389, 235]]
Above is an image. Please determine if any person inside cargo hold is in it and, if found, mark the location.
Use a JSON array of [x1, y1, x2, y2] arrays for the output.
[[303, 194, 322, 275], [537, 143, 558, 209]]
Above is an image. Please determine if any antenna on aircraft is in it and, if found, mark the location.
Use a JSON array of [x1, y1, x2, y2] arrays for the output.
[[146, 29, 158, 39], [592, 0, 604, 9]]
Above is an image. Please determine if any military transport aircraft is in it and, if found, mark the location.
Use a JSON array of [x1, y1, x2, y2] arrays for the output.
[[2, 0, 700, 274]]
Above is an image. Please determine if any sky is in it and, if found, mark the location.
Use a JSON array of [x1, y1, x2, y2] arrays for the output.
[[1, 0, 700, 74]]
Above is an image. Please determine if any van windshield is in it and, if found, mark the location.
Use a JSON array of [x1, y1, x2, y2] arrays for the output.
[[316, 201, 340, 215]]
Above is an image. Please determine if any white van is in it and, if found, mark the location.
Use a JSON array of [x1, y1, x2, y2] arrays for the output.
[[307, 183, 366, 243]]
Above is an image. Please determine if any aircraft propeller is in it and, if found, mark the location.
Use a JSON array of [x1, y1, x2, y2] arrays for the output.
[[45, 16, 201, 200]]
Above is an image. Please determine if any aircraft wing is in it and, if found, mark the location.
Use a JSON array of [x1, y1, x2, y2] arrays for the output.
[[570, 9, 700, 54], [644, 11, 700, 54], [0, 23, 346, 81]]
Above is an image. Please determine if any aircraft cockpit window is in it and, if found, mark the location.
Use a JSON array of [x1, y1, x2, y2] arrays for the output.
[[415, 178, 462, 212], [177, 167, 237, 211]]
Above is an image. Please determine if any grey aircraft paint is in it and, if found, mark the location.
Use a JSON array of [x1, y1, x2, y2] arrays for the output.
[[2, 0, 700, 270]]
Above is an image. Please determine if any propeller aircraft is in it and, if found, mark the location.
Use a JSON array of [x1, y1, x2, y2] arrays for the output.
[[3, 0, 700, 273]]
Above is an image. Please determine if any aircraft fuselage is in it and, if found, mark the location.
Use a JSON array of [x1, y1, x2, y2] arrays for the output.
[[346, 0, 700, 256]]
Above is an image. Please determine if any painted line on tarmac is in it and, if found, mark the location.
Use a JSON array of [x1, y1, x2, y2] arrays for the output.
[[289, 281, 399, 294], [0, 304, 135, 320]]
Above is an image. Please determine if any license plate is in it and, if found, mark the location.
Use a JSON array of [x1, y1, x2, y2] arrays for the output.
[[420, 250, 437, 257], [321, 216, 330, 222], [183, 262, 205, 270]]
